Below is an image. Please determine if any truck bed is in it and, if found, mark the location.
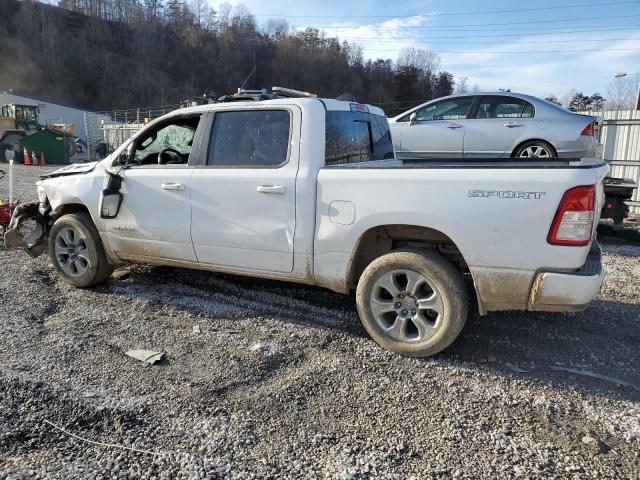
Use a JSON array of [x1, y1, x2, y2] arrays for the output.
[[325, 157, 608, 169]]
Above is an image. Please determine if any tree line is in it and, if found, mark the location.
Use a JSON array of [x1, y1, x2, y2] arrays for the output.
[[544, 92, 606, 112], [0, 0, 455, 115]]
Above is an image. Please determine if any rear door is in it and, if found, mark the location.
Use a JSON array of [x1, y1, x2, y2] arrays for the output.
[[394, 97, 474, 158], [190, 107, 300, 273], [462, 95, 535, 158]]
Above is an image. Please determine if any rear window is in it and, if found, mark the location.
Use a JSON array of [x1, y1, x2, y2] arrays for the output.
[[325, 111, 394, 165], [475, 96, 535, 119]]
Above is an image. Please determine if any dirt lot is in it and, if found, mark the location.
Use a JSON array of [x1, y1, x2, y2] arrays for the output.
[[0, 165, 639, 479]]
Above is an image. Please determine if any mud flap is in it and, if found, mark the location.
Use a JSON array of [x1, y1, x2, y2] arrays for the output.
[[3, 202, 50, 258]]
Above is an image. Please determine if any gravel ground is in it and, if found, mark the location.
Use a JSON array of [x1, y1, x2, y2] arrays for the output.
[[0, 165, 639, 479]]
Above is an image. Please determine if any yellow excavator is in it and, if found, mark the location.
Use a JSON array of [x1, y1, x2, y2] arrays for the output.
[[0, 103, 79, 161]]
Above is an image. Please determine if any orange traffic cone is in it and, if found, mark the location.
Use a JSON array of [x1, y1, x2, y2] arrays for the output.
[[23, 147, 30, 165], [39, 151, 45, 166], [31, 151, 37, 166]]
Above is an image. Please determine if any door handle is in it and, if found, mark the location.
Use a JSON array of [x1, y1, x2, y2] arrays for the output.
[[446, 123, 463, 129], [161, 183, 185, 191], [257, 185, 287, 195], [504, 123, 523, 128]]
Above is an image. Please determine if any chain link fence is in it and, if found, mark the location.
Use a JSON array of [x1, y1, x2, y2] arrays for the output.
[[83, 104, 179, 162]]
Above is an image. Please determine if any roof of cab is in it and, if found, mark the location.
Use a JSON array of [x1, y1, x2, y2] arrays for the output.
[[168, 97, 387, 118]]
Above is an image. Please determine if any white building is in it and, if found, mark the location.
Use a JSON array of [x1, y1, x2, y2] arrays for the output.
[[0, 91, 95, 142]]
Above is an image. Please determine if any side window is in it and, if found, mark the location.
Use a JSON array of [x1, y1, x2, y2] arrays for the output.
[[416, 97, 474, 121], [207, 110, 290, 167], [475, 96, 535, 119], [325, 111, 394, 165], [128, 115, 200, 166]]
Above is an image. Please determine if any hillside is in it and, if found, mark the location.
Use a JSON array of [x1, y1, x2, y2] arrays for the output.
[[0, 0, 454, 114]]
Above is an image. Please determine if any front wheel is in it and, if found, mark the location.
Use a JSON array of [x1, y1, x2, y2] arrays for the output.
[[356, 249, 468, 357], [48, 213, 113, 288]]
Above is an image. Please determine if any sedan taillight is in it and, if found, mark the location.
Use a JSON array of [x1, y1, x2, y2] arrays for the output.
[[547, 185, 595, 246], [580, 122, 594, 136]]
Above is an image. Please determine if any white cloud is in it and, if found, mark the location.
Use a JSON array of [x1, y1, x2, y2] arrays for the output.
[[441, 33, 640, 97], [296, 14, 437, 62]]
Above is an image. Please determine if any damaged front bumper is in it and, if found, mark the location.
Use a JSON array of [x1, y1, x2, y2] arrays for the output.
[[3, 201, 51, 258]]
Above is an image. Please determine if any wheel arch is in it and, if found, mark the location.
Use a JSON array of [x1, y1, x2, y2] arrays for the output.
[[511, 138, 558, 157], [345, 224, 484, 314], [55, 202, 92, 219]]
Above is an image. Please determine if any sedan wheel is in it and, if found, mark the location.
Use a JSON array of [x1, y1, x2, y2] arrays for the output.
[[519, 145, 551, 158], [514, 140, 556, 159]]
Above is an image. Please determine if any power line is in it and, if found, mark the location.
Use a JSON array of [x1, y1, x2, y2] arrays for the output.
[[204, 29, 640, 45], [310, 24, 640, 34], [311, 26, 640, 37], [333, 37, 640, 44], [292, 13, 640, 29], [251, 0, 640, 18], [358, 47, 639, 54]]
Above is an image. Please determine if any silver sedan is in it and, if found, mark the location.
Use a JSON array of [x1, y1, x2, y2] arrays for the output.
[[389, 92, 597, 159]]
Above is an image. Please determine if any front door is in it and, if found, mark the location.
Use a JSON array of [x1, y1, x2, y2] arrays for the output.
[[103, 115, 203, 262], [190, 107, 300, 273], [395, 96, 475, 158]]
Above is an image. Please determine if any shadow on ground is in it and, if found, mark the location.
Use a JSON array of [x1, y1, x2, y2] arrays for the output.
[[99, 259, 640, 403]]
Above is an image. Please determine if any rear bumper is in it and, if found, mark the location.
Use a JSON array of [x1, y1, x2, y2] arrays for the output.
[[553, 138, 597, 158], [527, 246, 604, 312]]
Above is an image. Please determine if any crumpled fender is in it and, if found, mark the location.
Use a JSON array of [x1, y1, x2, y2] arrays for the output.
[[4, 202, 51, 258]]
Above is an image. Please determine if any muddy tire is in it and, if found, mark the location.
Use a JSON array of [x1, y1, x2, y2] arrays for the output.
[[356, 249, 468, 357], [48, 213, 113, 288]]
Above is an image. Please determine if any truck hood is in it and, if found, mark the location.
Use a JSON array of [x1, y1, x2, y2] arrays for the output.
[[41, 161, 100, 179]]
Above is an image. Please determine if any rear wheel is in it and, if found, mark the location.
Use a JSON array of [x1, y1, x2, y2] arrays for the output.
[[514, 140, 556, 158], [48, 213, 113, 288], [356, 249, 468, 357]]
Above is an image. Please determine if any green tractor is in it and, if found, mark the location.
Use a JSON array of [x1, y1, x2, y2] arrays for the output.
[[0, 104, 40, 161]]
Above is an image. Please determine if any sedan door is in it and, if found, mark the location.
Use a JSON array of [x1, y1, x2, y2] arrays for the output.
[[393, 97, 475, 159], [190, 107, 300, 273], [462, 95, 535, 158]]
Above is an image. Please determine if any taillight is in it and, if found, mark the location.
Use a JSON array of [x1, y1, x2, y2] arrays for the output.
[[547, 185, 595, 246], [581, 122, 594, 136]]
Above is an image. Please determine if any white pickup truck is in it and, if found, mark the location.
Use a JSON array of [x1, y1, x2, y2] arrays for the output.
[[6, 88, 608, 357]]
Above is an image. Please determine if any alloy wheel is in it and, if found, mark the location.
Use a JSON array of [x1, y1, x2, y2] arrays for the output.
[[369, 269, 444, 342], [54, 226, 90, 277]]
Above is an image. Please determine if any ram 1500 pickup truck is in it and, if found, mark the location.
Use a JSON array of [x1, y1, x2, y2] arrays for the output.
[[5, 88, 608, 357]]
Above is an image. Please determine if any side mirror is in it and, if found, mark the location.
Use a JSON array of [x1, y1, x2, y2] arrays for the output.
[[409, 112, 418, 126], [100, 171, 123, 219]]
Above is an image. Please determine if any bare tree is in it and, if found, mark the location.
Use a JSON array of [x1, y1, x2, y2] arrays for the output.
[[607, 76, 637, 110], [2, 0, 458, 115], [561, 88, 577, 108], [455, 76, 469, 94], [397, 47, 440, 74]]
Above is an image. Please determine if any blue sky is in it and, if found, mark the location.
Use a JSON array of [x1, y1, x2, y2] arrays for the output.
[[212, 0, 640, 99]]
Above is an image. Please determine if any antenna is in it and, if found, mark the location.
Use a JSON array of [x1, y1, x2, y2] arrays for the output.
[[240, 66, 257, 91]]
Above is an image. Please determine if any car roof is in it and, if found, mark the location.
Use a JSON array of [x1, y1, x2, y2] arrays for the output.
[[391, 91, 573, 120]]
